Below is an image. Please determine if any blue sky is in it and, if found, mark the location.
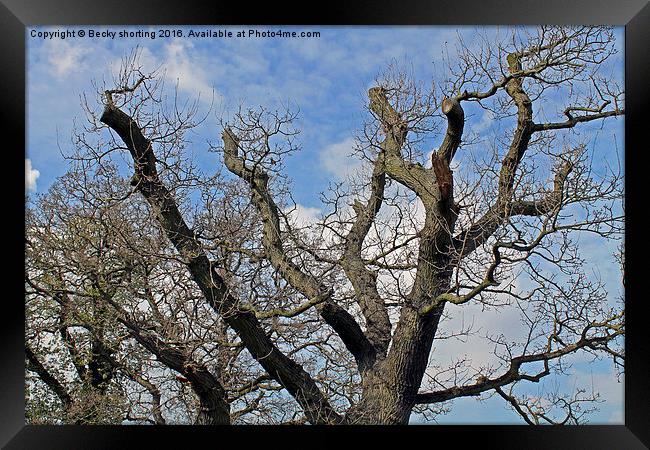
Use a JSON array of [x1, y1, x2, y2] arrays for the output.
[[26, 25, 624, 424]]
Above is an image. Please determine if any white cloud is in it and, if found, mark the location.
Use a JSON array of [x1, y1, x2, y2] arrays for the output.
[[285, 204, 322, 227], [43, 39, 89, 78], [163, 40, 215, 100], [319, 137, 361, 180], [25, 158, 40, 192], [431, 301, 522, 369], [472, 108, 496, 135], [282, 203, 347, 252]]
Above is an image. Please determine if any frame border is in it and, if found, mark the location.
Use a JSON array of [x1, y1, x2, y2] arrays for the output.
[[3, 1, 648, 448]]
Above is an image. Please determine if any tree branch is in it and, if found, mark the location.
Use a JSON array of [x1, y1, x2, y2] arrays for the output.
[[451, 52, 535, 259], [437, 97, 465, 164], [368, 87, 439, 206], [532, 108, 624, 131], [340, 151, 392, 358], [100, 102, 342, 425], [100, 350, 166, 425], [222, 127, 378, 371], [26, 345, 72, 408], [415, 321, 623, 404], [452, 156, 573, 259]]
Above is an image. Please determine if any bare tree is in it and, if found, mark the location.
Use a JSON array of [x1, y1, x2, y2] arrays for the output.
[[26, 26, 624, 425]]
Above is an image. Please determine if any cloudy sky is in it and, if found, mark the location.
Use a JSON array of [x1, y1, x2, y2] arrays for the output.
[[26, 25, 624, 424]]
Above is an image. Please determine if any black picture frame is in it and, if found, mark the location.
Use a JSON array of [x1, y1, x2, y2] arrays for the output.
[[3, 1, 648, 448]]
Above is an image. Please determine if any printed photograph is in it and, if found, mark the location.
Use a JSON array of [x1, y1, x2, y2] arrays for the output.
[[25, 25, 624, 425]]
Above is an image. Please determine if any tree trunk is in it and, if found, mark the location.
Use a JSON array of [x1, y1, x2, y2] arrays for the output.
[[346, 302, 447, 424], [184, 364, 231, 425], [346, 210, 454, 424]]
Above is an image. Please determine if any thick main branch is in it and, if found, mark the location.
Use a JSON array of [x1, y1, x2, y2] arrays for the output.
[[221, 128, 377, 372], [100, 103, 341, 425], [26, 345, 72, 408], [340, 151, 392, 358]]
